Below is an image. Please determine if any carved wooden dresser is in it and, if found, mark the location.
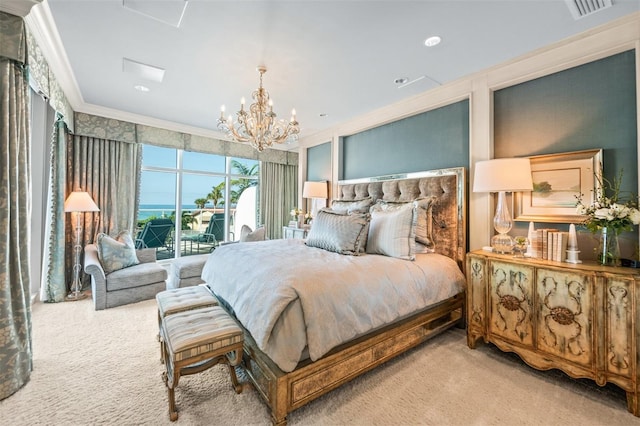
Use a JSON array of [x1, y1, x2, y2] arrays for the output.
[[466, 249, 640, 416]]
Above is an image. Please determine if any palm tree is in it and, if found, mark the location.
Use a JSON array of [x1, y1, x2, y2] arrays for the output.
[[194, 198, 209, 209], [207, 182, 225, 210], [230, 160, 259, 204]]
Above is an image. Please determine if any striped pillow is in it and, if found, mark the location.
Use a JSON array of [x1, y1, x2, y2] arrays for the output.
[[366, 202, 416, 260]]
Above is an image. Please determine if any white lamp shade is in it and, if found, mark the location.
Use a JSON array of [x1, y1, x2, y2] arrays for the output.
[[473, 158, 533, 193], [64, 191, 100, 212], [302, 181, 328, 199]]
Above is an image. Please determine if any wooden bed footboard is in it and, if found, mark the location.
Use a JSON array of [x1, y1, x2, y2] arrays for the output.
[[227, 293, 464, 425]]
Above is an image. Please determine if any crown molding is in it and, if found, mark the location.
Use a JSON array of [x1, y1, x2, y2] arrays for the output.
[[0, 0, 42, 17]]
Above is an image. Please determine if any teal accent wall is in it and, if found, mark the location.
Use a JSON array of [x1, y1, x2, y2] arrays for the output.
[[307, 142, 331, 181], [341, 100, 470, 180], [494, 50, 638, 245]]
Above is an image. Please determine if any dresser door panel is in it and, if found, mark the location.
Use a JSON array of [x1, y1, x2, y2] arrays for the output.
[[489, 261, 534, 346], [606, 276, 634, 379], [536, 268, 592, 367]]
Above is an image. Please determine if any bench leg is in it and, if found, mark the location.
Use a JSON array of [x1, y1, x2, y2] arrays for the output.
[[227, 364, 242, 394]]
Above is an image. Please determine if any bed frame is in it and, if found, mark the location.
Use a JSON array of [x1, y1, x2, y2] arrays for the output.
[[228, 167, 467, 425]]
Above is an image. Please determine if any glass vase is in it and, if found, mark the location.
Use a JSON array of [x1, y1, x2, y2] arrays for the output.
[[598, 226, 621, 267]]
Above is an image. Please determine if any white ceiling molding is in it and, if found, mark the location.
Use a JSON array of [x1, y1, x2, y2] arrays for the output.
[[0, 0, 42, 17]]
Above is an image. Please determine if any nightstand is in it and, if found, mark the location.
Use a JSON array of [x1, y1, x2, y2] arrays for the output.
[[282, 226, 308, 239]]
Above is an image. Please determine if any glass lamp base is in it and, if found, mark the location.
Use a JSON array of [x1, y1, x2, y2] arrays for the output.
[[66, 291, 88, 301], [492, 233, 514, 254]]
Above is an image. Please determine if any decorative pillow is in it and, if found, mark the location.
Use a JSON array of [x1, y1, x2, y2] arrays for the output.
[[240, 225, 266, 242], [305, 210, 370, 255], [414, 197, 436, 254], [366, 201, 415, 260], [330, 197, 374, 214], [96, 230, 140, 274]]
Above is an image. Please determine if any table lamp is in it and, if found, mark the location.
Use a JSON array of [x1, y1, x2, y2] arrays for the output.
[[64, 191, 100, 300], [302, 181, 328, 220], [473, 158, 533, 253]]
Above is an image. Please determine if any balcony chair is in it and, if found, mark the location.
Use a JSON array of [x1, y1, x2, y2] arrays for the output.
[[182, 213, 224, 254], [135, 218, 174, 256]]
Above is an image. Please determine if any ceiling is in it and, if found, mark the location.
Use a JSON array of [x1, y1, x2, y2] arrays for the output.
[[30, 1, 640, 150]]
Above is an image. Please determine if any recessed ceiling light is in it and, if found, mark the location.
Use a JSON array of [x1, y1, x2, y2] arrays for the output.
[[134, 84, 150, 92], [394, 77, 409, 85], [424, 36, 441, 47], [319, 113, 328, 117]]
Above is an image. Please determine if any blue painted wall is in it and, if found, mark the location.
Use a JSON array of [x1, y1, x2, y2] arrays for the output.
[[340, 100, 470, 180], [306, 142, 331, 181]]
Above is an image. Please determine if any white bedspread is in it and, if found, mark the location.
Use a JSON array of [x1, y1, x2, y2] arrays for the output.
[[201, 239, 465, 372]]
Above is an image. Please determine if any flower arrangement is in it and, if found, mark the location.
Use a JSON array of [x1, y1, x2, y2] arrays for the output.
[[290, 207, 303, 219], [290, 208, 312, 224], [575, 169, 640, 235]]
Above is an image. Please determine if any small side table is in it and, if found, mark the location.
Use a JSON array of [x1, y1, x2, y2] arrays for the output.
[[282, 226, 308, 240]]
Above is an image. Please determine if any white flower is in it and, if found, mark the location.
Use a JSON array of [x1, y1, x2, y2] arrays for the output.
[[576, 205, 587, 215], [630, 209, 640, 225], [593, 208, 611, 220]]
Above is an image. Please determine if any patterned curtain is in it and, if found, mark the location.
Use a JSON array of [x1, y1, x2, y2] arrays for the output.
[[0, 13, 32, 400], [65, 136, 141, 285], [40, 119, 68, 302], [259, 162, 298, 239]]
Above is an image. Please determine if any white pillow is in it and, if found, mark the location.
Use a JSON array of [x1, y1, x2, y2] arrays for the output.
[[366, 202, 415, 260], [240, 225, 266, 242]]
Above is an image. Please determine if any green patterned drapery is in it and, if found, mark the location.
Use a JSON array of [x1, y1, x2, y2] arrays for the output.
[[40, 118, 68, 303], [260, 162, 298, 239], [0, 12, 33, 400]]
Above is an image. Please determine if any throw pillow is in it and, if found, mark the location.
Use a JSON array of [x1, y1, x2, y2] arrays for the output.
[[330, 197, 374, 214], [240, 225, 266, 242], [96, 230, 140, 274], [366, 201, 415, 260], [414, 196, 436, 253], [305, 209, 370, 255]]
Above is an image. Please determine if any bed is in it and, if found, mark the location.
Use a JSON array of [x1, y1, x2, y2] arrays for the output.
[[202, 167, 467, 425]]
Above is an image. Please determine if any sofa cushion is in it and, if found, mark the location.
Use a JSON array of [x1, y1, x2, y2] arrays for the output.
[[106, 262, 167, 292], [97, 230, 140, 274]]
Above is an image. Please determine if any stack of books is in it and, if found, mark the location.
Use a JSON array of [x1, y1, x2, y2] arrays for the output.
[[529, 228, 569, 262]]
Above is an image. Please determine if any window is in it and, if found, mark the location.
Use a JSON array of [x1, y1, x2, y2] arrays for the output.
[[138, 146, 259, 259]]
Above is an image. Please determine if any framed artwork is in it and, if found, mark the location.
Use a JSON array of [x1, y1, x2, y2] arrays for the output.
[[514, 149, 602, 223]]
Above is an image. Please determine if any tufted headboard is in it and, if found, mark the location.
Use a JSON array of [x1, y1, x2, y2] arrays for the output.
[[337, 167, 467, 269]]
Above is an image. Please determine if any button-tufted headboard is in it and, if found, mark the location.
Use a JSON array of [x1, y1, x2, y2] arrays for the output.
[[337, 167, 467, 269]]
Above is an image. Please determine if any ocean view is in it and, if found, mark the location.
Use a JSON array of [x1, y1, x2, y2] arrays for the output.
[[138, 204, 199, 221]]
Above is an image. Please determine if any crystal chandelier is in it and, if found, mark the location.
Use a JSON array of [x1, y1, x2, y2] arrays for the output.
[[217, 66, 300, 152]]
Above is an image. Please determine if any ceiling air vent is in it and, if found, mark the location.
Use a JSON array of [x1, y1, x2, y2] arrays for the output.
[[565, 0, 613, 20]]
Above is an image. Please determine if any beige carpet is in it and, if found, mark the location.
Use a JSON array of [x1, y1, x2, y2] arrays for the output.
[[1, 297, 639, 426]]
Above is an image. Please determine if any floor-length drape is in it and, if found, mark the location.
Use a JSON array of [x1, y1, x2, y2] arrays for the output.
[[65, 136, 141, 285], [0, 14, 33, 399], [259, 162, 298, 239], [40, 119, 67, 302]]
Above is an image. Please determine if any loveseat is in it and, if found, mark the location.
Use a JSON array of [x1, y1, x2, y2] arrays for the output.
[[84, 243, 168, 310]]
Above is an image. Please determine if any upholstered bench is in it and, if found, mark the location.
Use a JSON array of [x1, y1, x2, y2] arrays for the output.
[[155, 285, 219, 362], [161, 306, 244, 421], [166, 254, 209, 289]]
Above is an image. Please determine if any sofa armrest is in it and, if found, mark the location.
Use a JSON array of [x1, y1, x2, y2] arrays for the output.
[[84, 244, 105, 281], [136, 248, 157, 264], [84, 244, 107, 310]]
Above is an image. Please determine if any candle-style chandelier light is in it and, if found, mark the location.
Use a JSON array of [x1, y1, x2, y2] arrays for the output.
[[217, 66, 300, 152]]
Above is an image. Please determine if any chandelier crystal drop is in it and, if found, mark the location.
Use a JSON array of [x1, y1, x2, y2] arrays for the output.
[[217, 66, 300, 152]]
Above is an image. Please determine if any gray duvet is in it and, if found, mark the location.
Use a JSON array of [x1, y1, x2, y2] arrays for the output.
[[201, 238, 465, 372]]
